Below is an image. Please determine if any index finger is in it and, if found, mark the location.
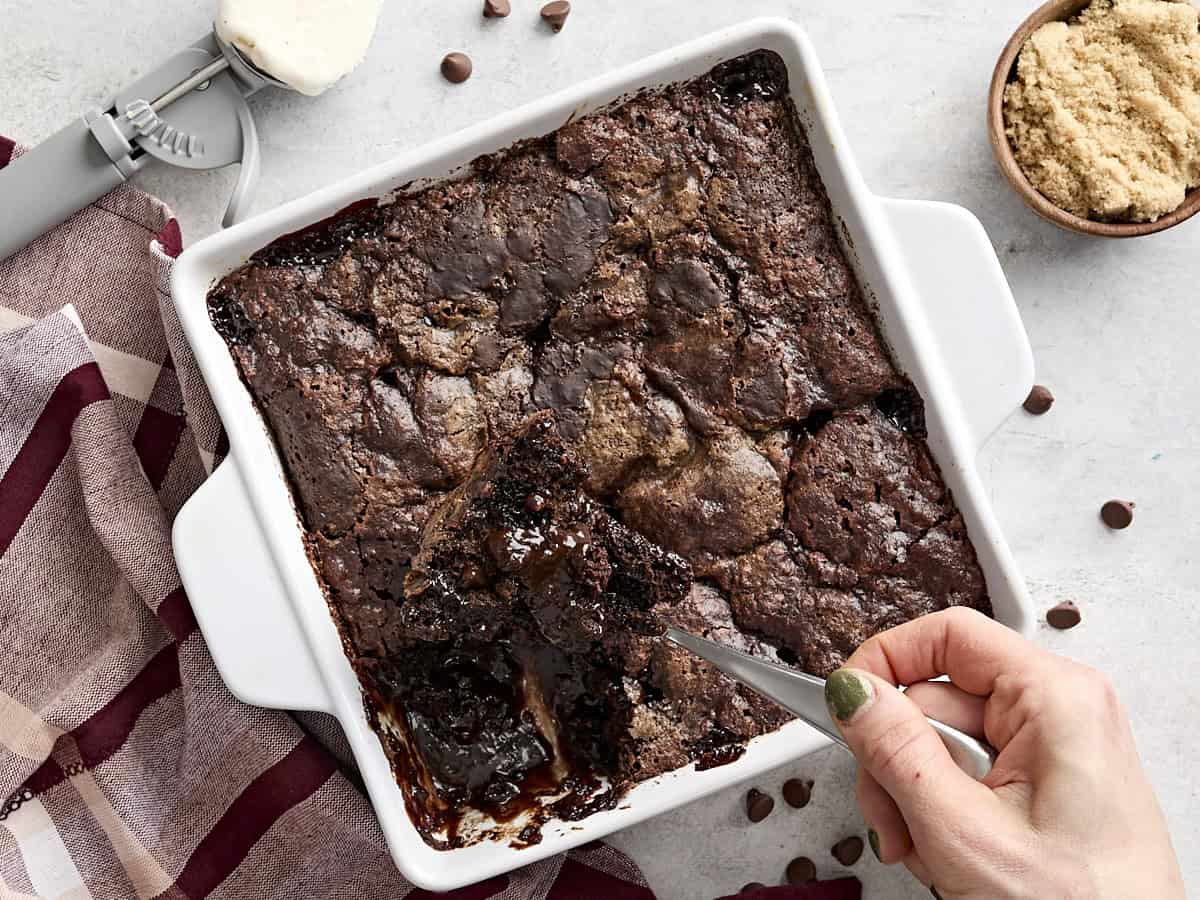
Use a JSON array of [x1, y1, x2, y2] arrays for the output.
[[845, 607, 1048, 696]]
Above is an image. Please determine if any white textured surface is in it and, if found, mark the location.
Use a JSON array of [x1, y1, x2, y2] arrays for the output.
[[3, 1, 1197, 898]]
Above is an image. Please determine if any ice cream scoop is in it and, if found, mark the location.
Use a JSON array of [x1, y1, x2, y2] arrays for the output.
[[0, 3, 383, 262]]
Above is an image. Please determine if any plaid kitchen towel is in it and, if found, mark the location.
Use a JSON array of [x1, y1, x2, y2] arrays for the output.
[[0, 136, 658, 900], [0, 137, 863, 900]]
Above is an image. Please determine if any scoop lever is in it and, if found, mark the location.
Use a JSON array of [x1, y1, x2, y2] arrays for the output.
[[664, 627, 995, 780]]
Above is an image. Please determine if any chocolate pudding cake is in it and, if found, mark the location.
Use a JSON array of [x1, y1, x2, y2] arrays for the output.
[[207, 49, 991, 847]]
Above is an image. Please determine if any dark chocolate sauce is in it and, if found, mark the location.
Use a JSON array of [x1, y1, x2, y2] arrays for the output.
[[710, 50, 787, 106], [252, 198, 384, 267], [365, 632, 627, 847], [356, 414, 693, 847], [208, 287, 257, 345], [691, 727, 748, 771], [873, 387, 927, 437]]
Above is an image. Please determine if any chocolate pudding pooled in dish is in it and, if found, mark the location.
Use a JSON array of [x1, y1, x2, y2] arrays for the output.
[[365, 412, 695, 842], [208, 49, 992, 847]]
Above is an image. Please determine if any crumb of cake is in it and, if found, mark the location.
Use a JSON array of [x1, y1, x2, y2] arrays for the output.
[[1004, 0, 1200, 223]]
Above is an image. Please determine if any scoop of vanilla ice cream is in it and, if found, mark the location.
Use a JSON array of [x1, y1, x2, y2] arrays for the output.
[[216, 0, 382, 96]]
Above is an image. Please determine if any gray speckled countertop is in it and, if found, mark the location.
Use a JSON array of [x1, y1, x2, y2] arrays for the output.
[[4, 1, 1197, 897]]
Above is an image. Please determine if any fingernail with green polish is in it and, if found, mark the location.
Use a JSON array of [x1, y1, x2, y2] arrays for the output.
[[867, 828, 881, 861], [825, 668, 873, 723]]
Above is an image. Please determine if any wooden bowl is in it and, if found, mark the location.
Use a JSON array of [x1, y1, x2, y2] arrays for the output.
[[988, 0, 1200, 237]]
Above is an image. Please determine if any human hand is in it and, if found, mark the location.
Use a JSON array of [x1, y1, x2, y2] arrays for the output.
[[823, 607, 1183, 899]]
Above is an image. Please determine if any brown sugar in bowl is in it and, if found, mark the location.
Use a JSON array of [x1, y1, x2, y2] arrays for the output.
[[988, 0, 1200, 238]]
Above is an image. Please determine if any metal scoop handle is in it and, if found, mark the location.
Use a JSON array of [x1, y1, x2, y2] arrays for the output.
[[0, 118, 128, 262], [665, 627, 996, 780], [0, 33, 273, 263], [0, 55, 233, 262]]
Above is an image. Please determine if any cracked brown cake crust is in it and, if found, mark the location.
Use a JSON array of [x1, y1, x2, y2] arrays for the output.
[[207, 49, 991, 846]]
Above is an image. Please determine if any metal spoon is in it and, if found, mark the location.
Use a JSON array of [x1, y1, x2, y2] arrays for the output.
[[665, 627, 996, 780]]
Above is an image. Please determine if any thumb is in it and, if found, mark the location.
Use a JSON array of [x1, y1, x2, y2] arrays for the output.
[[825, 667, 993, 825]]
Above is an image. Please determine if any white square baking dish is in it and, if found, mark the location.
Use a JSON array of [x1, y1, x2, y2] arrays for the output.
[[171, 17, 1035, 891]]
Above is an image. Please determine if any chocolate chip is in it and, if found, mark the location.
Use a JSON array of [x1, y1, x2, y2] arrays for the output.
[[782, 778, 812, 808], [483, 0, 511, 16], [740, 884, 766, 894], [525, 493, 547, 512], [745, 788, 774, 823], [1023, 384, 1054, 415], [440, 52, 473, 84], [831, 835, 864, 866], [541, 0, 571, 31], [1046, 600, 1081, 630], [785, 856, 817, 884], [1100, 499, 1134, 529]]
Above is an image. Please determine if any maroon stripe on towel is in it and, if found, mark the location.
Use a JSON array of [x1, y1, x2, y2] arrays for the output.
[[74, 644, 182, 769], [19, 586, 197, 802], [22, 757, 67, 796], [21, 643, 182, 798], [546, 858, 656, 900], [133, 403, 185, 490], [167, 736, 337, 899], [156, 586, 198, 643], [155, 218, 183, 259], [406, 876, 509, 900], [0, 362, 110, 556], [0, 136, 14, 169]]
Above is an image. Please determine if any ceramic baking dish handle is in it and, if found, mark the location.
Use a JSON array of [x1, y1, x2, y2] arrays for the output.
[[172, 456, 334, 713], [879, 197, 1034, 452]]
